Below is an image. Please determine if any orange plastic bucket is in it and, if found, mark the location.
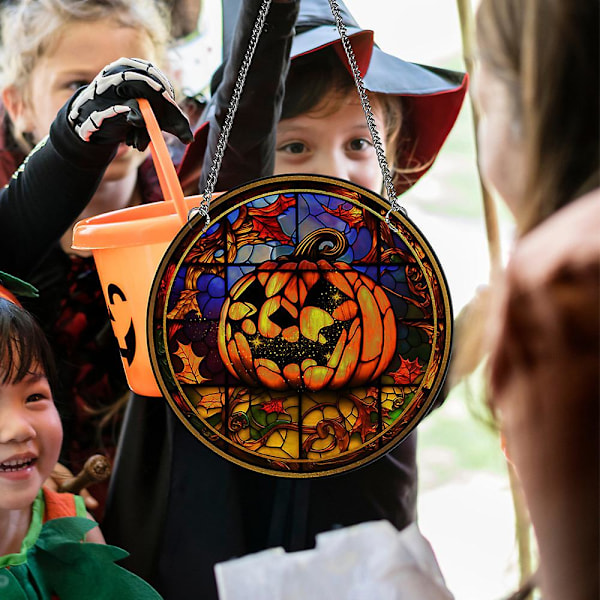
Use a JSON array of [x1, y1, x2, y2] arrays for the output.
[[72, 98, 205, 397]]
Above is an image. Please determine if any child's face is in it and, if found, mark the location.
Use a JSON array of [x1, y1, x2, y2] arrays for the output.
[[0, 365, 62, 511], [9, 18, 157, 185], [275, 91, 386, 193]]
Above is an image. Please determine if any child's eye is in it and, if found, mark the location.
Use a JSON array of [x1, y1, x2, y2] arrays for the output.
[[66, 80, 90, 93], [25, 393, 46, 404], [22, 373, 52, 405], [348, 138, 372, 151], [278, 141, 307, 154]]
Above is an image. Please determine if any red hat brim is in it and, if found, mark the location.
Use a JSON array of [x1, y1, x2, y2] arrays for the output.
[[179, 23, 468, 196]]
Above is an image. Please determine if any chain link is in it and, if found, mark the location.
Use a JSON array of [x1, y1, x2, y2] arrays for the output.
[[193, 0, 407, 232], [327, 0, 407, 227]]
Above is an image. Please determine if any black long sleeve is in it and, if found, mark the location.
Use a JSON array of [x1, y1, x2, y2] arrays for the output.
[[0, 102, 116, 278], [199, 0, 299, 191]]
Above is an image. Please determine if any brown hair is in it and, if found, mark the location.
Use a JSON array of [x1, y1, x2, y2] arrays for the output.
[[451, 0, 599, 391], [476, 0, 599, 235], [281, 49, 408, 192]]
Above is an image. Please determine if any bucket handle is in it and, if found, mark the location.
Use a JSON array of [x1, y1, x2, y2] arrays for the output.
[[137, 97, 188, 226]]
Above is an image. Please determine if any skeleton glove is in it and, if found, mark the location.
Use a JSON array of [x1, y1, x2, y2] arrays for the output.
[[67, 57, 193, 151]]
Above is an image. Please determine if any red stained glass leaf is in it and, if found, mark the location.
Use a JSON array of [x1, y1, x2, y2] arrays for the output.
[[167, 321, 183, 339], [247, 194, 295, 243], [349, 397, 380, 442], [388, 356, 423, 385], [261, 398, 287, 415], [322, 204, 364, 231]]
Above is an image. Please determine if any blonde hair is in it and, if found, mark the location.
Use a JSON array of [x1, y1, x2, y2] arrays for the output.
[[0, 0, 172, 98]]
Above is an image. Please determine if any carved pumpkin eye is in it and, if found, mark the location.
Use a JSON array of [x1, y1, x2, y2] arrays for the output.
[[269, 303, 297, 331]]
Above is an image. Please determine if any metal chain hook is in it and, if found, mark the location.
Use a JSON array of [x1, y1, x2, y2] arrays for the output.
[[189, 0, 273, 231], [326, 0, 407, 231]]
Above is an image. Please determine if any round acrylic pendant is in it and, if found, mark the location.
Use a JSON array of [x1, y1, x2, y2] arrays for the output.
[[148, 174, 452, 477]]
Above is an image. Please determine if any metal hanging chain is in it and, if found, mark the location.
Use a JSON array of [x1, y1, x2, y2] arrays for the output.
[[195, 0, 406, 231], [327, 0, 407, 226], [192, 0, 273, 229]]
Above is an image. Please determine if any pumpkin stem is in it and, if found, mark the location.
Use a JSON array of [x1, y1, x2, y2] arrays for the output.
[[292, 228, 348, 260]]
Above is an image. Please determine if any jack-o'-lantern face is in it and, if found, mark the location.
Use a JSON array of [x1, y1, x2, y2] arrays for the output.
[[218, 229, 397, 391], [107, 283, 136, 366]]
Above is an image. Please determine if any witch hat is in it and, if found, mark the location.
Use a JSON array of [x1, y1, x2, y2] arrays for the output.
[[179, 0, 468, 194]]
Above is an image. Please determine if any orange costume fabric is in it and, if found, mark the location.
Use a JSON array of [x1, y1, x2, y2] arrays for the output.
[[41, 488, 86, 522]]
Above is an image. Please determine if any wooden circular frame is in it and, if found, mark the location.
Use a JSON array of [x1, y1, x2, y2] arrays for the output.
[[148, 174, 452, 477]]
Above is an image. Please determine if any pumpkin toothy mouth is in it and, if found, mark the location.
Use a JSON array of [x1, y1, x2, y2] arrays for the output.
[[248, 321, 348, 365]]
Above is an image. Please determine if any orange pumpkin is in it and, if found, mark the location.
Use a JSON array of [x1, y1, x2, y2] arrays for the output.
[[218, 229, 397, 391]]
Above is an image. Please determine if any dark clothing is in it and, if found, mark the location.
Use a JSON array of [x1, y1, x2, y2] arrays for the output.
[[164, 418, 417, 599], [0, 103, 115, 278], [177, 0, 294, 194], [108, 399, 417, 600], [103, 3, 420, 600], [0, 100, 160, 517]]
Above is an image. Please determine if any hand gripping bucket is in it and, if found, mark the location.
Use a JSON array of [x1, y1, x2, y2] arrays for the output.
[[72, 98, 202, 397]]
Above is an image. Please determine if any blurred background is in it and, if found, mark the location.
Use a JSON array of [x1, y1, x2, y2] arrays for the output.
[[345, 4, 522, 599], [169, 1, 524, 598]]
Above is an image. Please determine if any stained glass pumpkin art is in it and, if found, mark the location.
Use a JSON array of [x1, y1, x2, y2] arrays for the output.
[[148, 174, 452, 477]]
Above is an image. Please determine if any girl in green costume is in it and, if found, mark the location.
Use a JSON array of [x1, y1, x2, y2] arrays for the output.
[[0, 274, 163, 600]]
